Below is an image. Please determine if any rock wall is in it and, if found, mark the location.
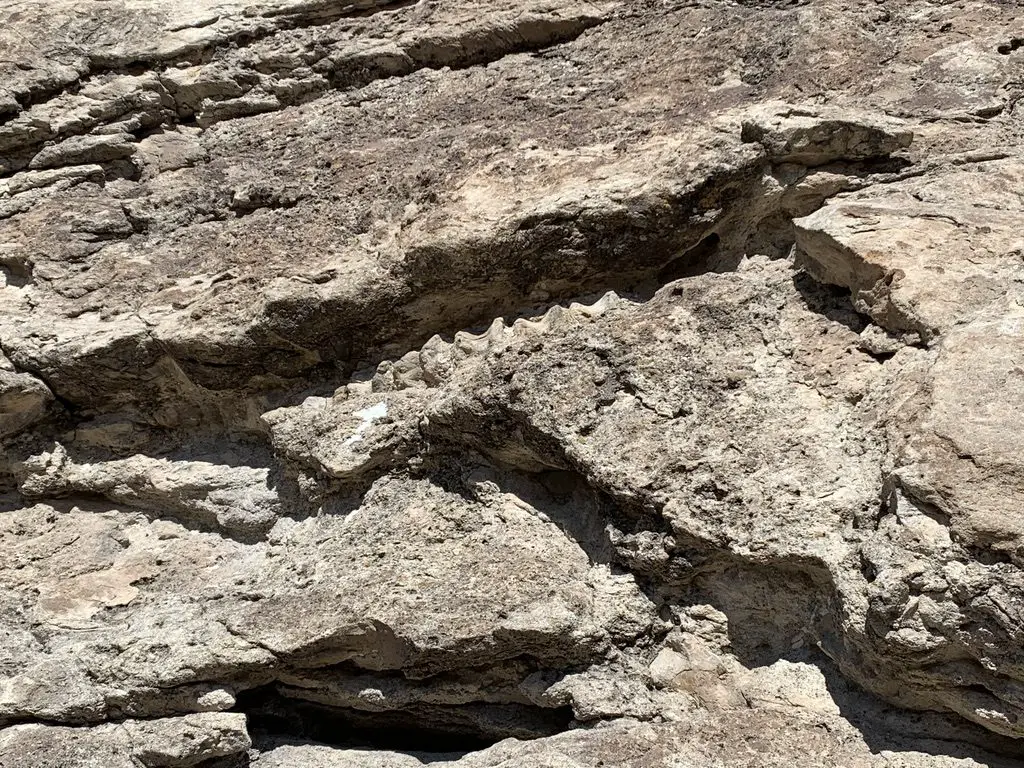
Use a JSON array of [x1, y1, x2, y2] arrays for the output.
[[2, 1, 1024, 766]]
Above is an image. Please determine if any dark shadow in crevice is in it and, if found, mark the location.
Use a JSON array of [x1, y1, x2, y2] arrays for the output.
[[792, 267, 932, 356], [480, 466, 622, 569], [158, 435, 279, 470], [805, 648, 1023, 766], [235, 685, 574, 762], [230, 198, 301, 219], [863, 348, 896, 363], [997, 37, 1023, 55], [0, 492, 23, 512], [99, 157, 143, 183], [675, 554, 836, 667], [418, 421, 674, 569], [791, 269, 870, 334], [669, 552, 1024, 765], [753, 214, 796, 260], [417, 449, 678, 623], [827, 155, 915, 178], [0, 262, 33, 288], [657, 233, 722, 284]]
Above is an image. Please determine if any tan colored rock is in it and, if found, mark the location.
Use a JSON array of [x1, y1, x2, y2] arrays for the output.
[[891, 307, 1024, 563], [15, 448, 284, 540], [0, 371, 52, 439], [794, 158, 1024, 341], [740, 103, 913, 166], [2, 0, 1024, 765], [0, 713, 250, 768]]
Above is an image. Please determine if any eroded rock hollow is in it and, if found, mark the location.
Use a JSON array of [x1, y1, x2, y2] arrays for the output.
[[2, 0, 1024, 766]]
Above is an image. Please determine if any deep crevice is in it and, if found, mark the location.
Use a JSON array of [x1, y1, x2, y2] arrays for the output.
[[657, 232, 722, 283], [3, 112, 917, 449], [235, 685, 575, 757]]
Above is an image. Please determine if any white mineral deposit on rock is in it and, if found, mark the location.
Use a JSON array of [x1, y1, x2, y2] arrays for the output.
[[343, 401, 389, 447]]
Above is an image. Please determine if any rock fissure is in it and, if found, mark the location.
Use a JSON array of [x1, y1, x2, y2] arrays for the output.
[[236, 684, 577, 754]]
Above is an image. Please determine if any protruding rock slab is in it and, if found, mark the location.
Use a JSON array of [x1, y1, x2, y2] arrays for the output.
[[0, 713, 250, 768], [794, 158, 1024, 340]]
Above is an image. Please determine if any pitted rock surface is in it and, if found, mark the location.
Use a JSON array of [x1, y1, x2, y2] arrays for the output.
[[2, 0, 1024, 766]]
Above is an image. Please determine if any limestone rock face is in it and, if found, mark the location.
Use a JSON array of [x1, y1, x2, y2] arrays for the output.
[[2, 0, 1024, 766]]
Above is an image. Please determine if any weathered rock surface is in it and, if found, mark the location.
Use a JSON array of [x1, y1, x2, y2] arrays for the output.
[[0, 712, 251, 767], [2, 0, 1024, 765]]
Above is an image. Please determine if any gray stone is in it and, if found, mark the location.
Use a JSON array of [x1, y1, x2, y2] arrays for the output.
[[1, 0, 1023, 765]]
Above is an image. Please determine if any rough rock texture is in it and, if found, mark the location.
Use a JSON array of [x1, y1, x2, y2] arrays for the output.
[[2, 0, 1024, 766]]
